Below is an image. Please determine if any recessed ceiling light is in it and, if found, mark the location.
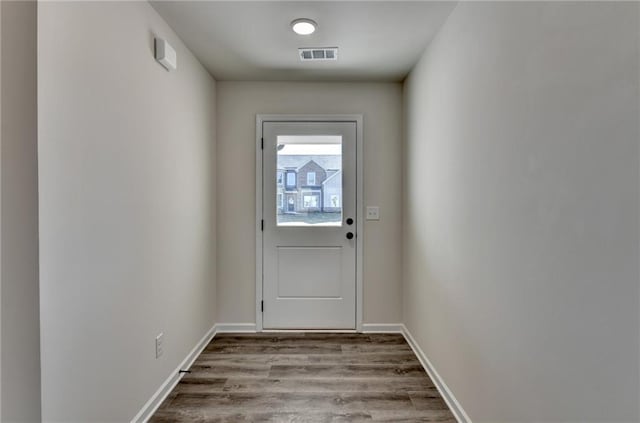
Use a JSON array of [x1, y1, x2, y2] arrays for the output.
[[291, 18, 317, 35]]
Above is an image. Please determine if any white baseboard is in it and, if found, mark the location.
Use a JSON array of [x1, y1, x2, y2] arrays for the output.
[[215, 323, 257, 333], [401, 324, 471, 423], [131, 323, 217, 423], [262, 329, 357, 333], [216, 323, 401, 333], [361, 323, 404, 333]]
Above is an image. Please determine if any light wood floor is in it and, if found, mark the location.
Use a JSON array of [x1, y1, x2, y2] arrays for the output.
[[150, 333, 456, 422]]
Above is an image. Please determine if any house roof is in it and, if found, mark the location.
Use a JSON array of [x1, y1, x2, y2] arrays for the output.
[[322, 170, 342, 186], [277, 155, 341, 171]]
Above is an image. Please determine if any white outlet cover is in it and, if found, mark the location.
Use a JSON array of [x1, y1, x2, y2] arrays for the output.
[[155, 333, 164, 358], [366, 206, 380, 220]]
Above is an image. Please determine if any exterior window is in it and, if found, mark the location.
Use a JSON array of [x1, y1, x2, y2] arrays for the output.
[[330, 195, 340, 207], [277, 171, 283, 185], [303, 194, 319, 208], [307, 172, 316, 185], [286, 171, 296, 190]]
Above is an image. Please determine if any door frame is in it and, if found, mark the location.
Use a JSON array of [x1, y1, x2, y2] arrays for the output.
[[255, 114, 364, 332]]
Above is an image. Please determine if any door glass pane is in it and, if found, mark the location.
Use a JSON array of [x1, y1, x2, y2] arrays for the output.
[[276, 135, 342, 227]]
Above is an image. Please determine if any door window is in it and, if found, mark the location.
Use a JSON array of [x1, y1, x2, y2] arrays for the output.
[[276, 135, 342, 227]]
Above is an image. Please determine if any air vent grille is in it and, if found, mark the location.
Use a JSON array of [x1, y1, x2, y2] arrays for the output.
[[299, 47, 338, 61]]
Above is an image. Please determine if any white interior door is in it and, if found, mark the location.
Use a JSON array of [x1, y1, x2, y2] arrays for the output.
[[262, 121, 357, 329]]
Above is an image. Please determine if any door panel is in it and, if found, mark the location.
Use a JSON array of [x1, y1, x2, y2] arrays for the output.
[[262, 121, 356, 329], [277, 247, 342, 298]]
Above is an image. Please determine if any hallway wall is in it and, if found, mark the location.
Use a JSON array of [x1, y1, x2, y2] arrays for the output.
[[38, 2, 217, 421], [403, 2, 639, 422], [0, 2, 41, 421], [216, 82, 403, 326]]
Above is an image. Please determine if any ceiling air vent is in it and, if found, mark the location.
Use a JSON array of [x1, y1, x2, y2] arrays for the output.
[[299, 47, 338, 62]]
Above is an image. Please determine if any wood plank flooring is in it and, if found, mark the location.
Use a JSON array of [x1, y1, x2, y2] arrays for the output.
[[151, 333, 456, 422]]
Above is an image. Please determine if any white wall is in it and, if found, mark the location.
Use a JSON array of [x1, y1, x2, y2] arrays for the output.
[[1, 2, 41, 421], [403, 2, 639, 422], [38, 2, 216, 421], [217, 82, 403, 325]]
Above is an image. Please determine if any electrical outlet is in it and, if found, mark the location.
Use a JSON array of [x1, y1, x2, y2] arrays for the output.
[[366, 206, 380, 220], [155, 333, 164, 359]]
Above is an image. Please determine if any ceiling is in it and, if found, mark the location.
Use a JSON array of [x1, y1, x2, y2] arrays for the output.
[[150, 1, 457, 82]]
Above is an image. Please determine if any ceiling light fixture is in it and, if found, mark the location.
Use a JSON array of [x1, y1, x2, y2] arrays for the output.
[[291, 18, 317, 35]]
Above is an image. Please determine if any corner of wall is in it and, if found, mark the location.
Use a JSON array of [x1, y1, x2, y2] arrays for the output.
[[1, 1, 41, 421]]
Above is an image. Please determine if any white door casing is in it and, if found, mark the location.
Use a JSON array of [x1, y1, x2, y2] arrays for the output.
[[256, 116, 363, 330]]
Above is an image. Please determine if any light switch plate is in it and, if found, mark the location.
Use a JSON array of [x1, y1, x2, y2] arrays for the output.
[[366, 206, 380, 220]]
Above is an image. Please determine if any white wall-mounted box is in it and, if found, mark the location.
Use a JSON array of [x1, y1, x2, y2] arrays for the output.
[[154, 38, 177, 71]]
